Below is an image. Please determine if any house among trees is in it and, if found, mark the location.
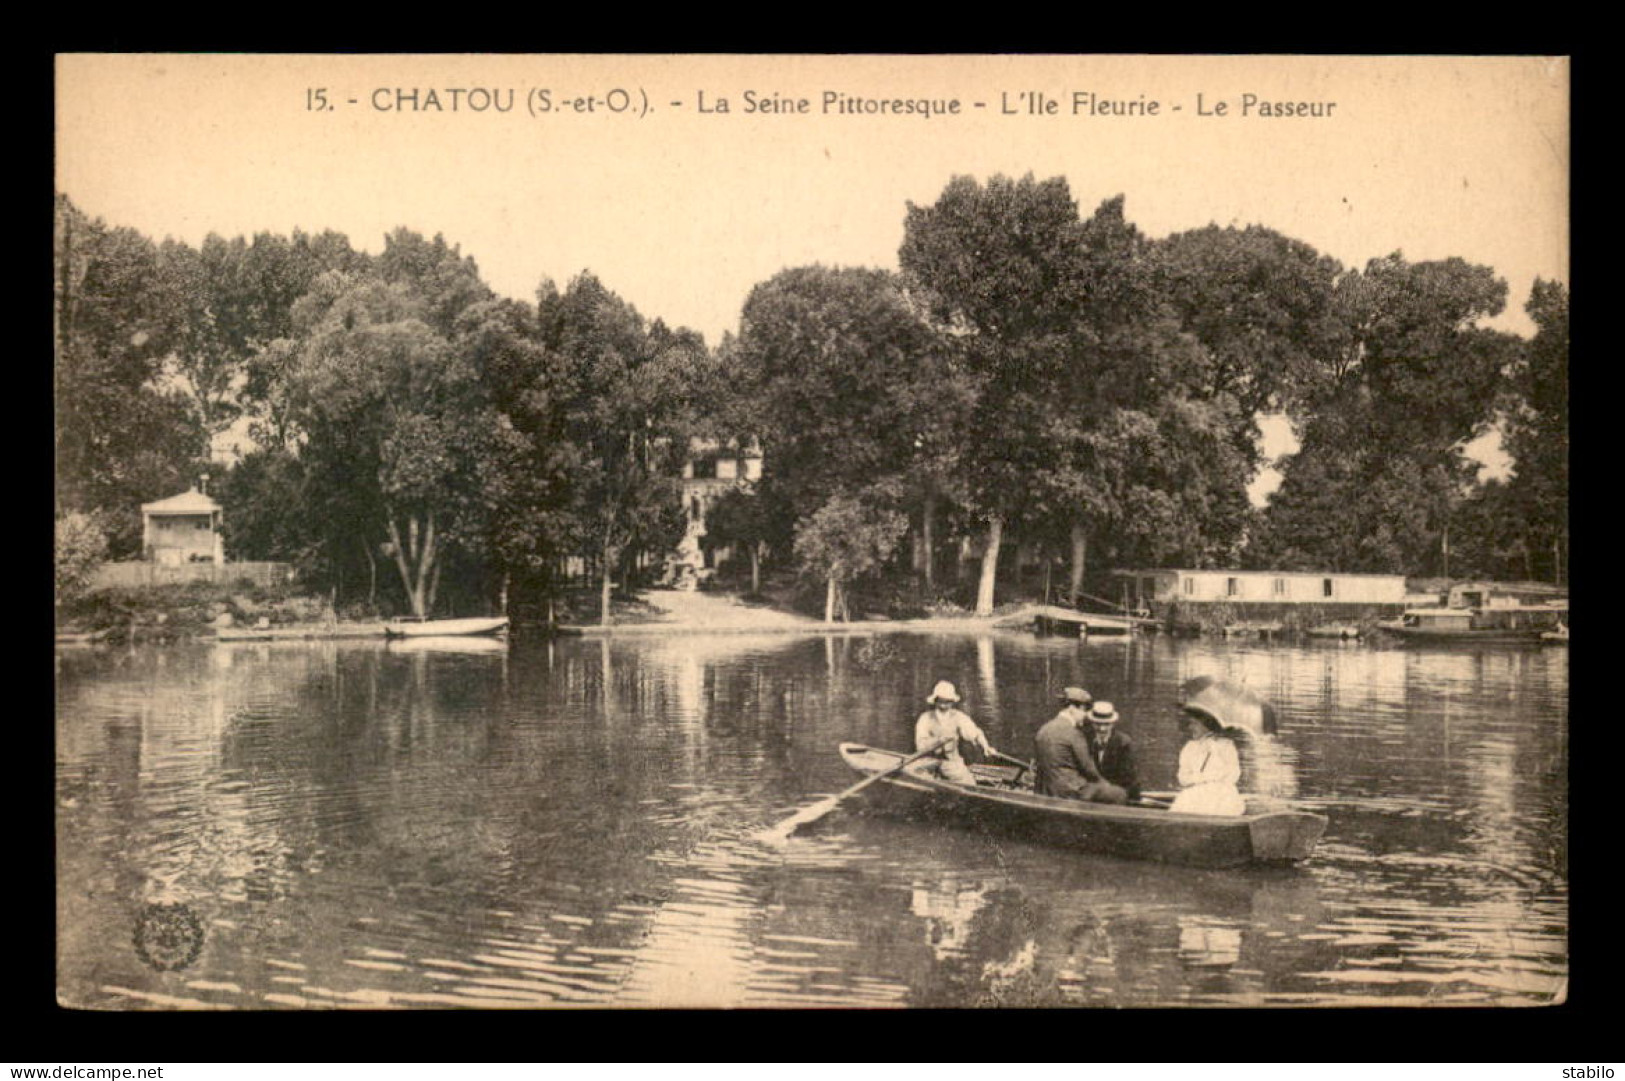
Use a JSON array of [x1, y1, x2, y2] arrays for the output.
[[90, 485, 291, 591], [677, 438, 762, 571], [141, 488, 223, 565]]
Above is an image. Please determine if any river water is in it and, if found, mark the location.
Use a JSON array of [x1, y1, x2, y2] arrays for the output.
[[55, 630, 1568, 1009]]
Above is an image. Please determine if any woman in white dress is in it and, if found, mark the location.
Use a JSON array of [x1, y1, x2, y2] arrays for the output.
[[1167, 706, 1246, 816]]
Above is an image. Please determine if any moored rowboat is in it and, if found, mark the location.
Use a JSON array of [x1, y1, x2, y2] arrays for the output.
[[1306, 623, 1362, 640], [836, 742, 1326, 868], [382, 616, 509, 638]]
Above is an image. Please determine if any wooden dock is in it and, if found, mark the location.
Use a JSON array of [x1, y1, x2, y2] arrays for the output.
[[215, 622, 387, 642], [993, 604, 1156, 635]]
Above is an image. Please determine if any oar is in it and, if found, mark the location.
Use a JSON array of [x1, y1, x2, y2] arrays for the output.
[[988, 750, 1035, 785], [755, 740, 949, 844]]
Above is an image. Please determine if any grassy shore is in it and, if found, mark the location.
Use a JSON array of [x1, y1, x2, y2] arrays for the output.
[[53, 569, 1046, 643], [56, 579, 339, 644]]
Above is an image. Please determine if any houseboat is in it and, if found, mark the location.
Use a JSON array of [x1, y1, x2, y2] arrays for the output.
[[1377, 607, 1555, 643], [1114, 568, 1407, 634]]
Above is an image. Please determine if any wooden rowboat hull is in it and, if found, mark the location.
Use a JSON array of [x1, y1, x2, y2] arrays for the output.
[[1378, 623, 1543, 643], [383, 617, 509, 638], [838, 743, 1326, 868]]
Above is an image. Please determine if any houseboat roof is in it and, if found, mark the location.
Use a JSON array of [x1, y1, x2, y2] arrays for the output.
[[141, 488, 221, 515], [1451, 580, 1568, 596]]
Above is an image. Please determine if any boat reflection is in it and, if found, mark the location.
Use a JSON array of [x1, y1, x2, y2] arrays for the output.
[[385, 635, 510, 655], [768, 812, 1326, 1007]]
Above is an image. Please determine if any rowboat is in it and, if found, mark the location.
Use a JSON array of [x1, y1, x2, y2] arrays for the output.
[[836, 743, 1326, 868], [382, 616, 509, 638]]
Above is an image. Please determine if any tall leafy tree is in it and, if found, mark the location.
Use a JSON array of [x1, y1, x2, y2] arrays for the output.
[[54, 196, 205, 554], [900, 174, 1090, 614], [375, 228, 495, 336], [1255, 254, 1521, 573], [731, 265, 958, 580], [156, 237, 249, 443], [1151, 223, 1345, 456], [537, 273, 695, 624], [902, 181, 1258, 608], [277, 268, 513, 617], [455, 295, 577, 611], [1502, 279, 1568, 583], [236, 229, 368, 447], [1027, 196, 1246, 596]]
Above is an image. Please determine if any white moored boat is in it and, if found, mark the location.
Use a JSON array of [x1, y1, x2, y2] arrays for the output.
[[382, 616, 509, 638]]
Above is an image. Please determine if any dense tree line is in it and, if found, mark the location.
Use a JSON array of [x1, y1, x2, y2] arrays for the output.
[[54, 177, 1568, 622], [55, 197, 703, 622]]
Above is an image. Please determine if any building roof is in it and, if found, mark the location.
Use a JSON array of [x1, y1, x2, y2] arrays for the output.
[[141, 488, 221, 515], [1451, 580, 1568, 595], [1114, 568, 1406, 580]]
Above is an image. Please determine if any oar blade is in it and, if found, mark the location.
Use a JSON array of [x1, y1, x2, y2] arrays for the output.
[[753, 739, 947, 847], [752, 795, 843, 845]]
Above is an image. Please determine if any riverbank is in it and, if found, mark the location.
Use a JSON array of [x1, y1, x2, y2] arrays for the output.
[[55, 579, 340, 645], [55, 579, 1033, 644], [562, 588, 1030, 636]]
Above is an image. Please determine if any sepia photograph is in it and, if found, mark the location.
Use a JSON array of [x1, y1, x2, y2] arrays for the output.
[[54, 53, 1568, 1009]]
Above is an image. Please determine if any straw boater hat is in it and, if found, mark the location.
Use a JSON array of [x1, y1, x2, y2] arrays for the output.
[[1088, 702, 1119, 724], [928, 680, 962, 704], [1057, 686, 1093, 707]]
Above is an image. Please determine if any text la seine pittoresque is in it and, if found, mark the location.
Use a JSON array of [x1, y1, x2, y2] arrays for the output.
[[322, 87, 1339, 121]]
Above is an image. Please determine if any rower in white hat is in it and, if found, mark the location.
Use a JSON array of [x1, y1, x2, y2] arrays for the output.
[[913, 680, 999, 785]]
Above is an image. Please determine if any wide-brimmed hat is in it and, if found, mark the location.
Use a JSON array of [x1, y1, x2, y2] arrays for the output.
[[1057, 686, 1093, 707], [1180, 705, 1225, 734], [928, 680, 961, 704], [1088, 702, 1119, 724]]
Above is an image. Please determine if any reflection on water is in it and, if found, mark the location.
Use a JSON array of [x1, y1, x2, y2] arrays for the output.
[[56, 632, 1566, 1008]]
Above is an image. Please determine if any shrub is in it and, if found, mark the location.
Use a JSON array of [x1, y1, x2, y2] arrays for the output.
[[55, 512, 108, 606]]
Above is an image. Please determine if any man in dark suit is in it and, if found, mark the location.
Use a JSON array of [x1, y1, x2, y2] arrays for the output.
[[1081, 701, 1141, 803], [1035, 687, 1129, 804]]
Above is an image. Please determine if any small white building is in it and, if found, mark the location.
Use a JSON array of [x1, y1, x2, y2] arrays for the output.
[[1117, 568, 1407, 607], [141, 488, 223, 566]]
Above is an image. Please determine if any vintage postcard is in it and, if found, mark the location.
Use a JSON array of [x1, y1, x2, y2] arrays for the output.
[[55, 55, 1568, 1010]]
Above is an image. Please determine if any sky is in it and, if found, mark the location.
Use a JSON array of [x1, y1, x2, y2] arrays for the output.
[[56, 54, 1569, 499]]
